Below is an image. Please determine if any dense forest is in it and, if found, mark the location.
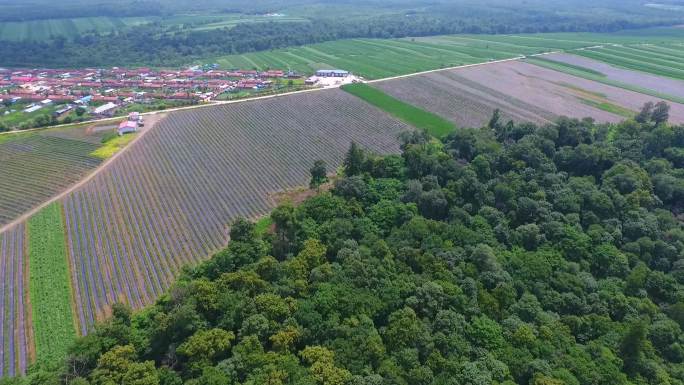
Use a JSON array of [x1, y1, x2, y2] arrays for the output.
[[1, 0, 683, 67], [9, 104, 684, 385]]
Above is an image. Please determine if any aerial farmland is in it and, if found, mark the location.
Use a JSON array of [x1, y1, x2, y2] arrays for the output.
[[374, 60, 684, 128], [60, 89, 410, 333], [0, 125, 107, 228], [0, 17, 683, 380]]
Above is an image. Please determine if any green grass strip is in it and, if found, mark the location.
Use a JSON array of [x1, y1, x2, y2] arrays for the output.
[[525, 57, 684, 105], [342, 83, 455, 137], [579, 98, 635, 118], [28, 202, 76, 365]]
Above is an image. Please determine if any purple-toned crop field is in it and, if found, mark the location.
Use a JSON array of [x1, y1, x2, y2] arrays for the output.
[[0, 129, 105, 228], [62, 89, 411, 330], [542, 52, 684, 100], [0, 224, 31, 377], [375, 60, 684, 127]]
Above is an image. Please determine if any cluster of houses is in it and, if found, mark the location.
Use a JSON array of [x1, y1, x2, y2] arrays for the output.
[[0, 66, 302, 112]]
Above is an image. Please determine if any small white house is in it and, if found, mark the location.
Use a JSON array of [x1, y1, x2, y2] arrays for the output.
[[118, 120, 138, 136]]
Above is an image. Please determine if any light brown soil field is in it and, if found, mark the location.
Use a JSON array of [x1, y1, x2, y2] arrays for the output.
[[544, 52, 684, 99], [376, 60, 684, 127]]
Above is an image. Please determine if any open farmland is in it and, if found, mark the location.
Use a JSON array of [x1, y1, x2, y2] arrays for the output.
[[0, 124, 114, 229], [573, 44, 684, 81], [214, 37, 549, 80], [374, 60, 684, 128], [213, 27, 684, 80], [0, 224, 30, 377], [61, 90, 410, 331], [0, 17, 150, 42], [538, 53, 684, 101]]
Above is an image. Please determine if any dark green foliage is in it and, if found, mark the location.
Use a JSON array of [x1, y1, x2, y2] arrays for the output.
[[310, 160, 328, 189], [22, 113, 684, 385]]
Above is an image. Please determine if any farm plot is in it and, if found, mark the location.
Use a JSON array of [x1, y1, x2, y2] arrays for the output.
[[574, 44, 684, 81], [215, 37, 546, 80], [375, 60, 684, 128], [374, 68, 557, 128], [539, 53, 684, 101], [0, 127, 106, 228], [0, 17, 150, 41], [0, 224, 31, 377], [62, 89, 411, 331], [27, 203, 75, 366], [213, 27, 684, 80]]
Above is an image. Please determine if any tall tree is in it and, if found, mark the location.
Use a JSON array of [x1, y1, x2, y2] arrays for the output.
[[343, 142, 365, 176], [310, 160, 328, 189]]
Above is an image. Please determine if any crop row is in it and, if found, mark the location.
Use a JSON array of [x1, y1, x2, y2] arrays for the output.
[[63, 89, 410, 329], [0, 134, 102, 226], [27, 203, 76, 366], [0, 224, 30, 377]]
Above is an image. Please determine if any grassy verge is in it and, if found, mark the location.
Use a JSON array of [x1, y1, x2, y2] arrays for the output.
[[579, 98, 635, 118], [254, 216, 274, 237], [28, 203, 76, 365], [525, 57, 684, 104], [341, 83, 455, 137], [90, 132, 137, 159]]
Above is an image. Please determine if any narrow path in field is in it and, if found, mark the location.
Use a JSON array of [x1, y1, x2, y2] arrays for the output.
[[0, 113, 167, 235]]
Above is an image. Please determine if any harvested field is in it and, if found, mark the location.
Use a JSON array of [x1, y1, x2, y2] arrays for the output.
[[0, 224, 30, 377], [375, 60, 684, 127], [0, 129, 105, 228], [544, 52, 684, 99], [61, 90, 410, 331]]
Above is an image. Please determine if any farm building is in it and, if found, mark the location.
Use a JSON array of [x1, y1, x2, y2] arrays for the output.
[[53, 105, 74, 117], [93, 102, 118, 116], [315, 69, 350, 77], [23, 104, 42, 113], [118, 120, 138, 135]]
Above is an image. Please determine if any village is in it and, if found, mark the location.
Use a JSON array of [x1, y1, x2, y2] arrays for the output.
[[0, 65, 358, 131]]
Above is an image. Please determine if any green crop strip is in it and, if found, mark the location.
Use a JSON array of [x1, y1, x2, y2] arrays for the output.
[[28, 203, 76, 365], [342, 83, 455, 137]]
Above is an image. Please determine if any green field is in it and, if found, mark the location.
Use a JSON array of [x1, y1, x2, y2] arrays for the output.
[[574, 44, 684, 81], [342, 83, 455, 137], [212, 27, 684, 80], [0, 16, 150, 41], [0, 13, 309, 42], [27, 203, 76, 365]]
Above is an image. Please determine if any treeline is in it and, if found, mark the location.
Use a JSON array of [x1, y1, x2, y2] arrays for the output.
[[0, 13, 681, 68], [0, 1, 163, 22], [10, 106, 684, 385]]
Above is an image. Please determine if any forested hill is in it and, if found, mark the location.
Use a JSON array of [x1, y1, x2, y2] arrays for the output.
[[16, 107, 684, 385]]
